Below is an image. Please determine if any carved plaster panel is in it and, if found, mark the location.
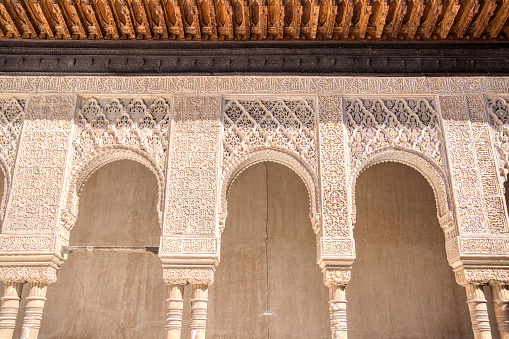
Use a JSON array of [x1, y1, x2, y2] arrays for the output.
[[345, 97, 444, 172], [163, 95, 221, 237], [2, 95, 76, 234], [0, 97, 24, 223], [322, 267, 351, 286], [0, 235, 53, 252], [161, 236, 217, 255], [60, 97, 170, 235], [2, 76, 509, 96], [468, 95, 508, 234], [318, 95, 349, 239], [441, 96, 488, 234]]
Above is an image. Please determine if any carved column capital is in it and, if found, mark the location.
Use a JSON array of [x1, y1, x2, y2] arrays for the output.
[[323, 267, 351, 287], [163, 267, 214, 285], [0, 265, 57, 284], [454, 266, 509, 286]]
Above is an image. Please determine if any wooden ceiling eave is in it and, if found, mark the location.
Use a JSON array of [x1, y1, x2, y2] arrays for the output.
[[0, 0, 508, 41]]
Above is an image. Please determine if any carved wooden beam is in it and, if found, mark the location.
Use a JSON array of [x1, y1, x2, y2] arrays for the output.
[[128, 0, 152, 38], [6, 0, 37, 38], [145, 0, 168, 39], [383, 0, 407, 39], [315, 0, 335, 39], [450, 0, 479, 39], [417, 0, 441, 39], [435, 0, 459, 39], [248, 0, 266, 39], [111, 0, 135, 39], [469, 0, 496, 39], [59, 0, 87, 39], [92, 0, 119, 39], [488, 0, 509, 39], [267, 0, 283, 39], [0, 0, 21, 38], [400, 0, 423, 39], [161, 0, 184, 39]]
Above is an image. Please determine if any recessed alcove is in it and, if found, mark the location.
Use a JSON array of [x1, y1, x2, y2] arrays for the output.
[[349, 162, 473, 338], [38, 160, 165, 338], [207, 162, 329, 339]]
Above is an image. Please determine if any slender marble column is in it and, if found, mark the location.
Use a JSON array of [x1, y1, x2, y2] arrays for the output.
[[491, 282, 509, 339], [20, 282, 47, 339], [166, 284, 185, 339], [0, 282, 23, 339], [329, 284, 347, 339], [465, 283, 492, 339], [190, 284, 208, 339]]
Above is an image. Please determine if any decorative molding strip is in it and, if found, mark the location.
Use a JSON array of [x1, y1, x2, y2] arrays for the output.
[[0, 41, 509, 75], [161, 237, 218, 255], [0, 235, 54, 252]]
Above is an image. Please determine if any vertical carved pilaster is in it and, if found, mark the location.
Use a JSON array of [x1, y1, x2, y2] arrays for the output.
[[20, 282, 48, 339], [491, 282, 509, 339], [0, 281, 23, 339], [165, 284, 185, 339], [190, 283, 209, 339], [465, 283, 492, 339]]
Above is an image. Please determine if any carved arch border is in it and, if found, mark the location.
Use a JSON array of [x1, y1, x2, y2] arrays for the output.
[[220, 148, 321, 235], [350, 147, 455, 235], [60, 146, 165, 237], [0, 157, 10, 224]]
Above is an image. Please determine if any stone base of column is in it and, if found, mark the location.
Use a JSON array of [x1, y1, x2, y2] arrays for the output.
[[491, 283, 509, 339], [329, 285, 347, 339], [465, 283, 492, 339], [166, 284, 184, 339], [190, 284, 208, 339], [20, 282, 47, 339], [0, 281, 23, 339]]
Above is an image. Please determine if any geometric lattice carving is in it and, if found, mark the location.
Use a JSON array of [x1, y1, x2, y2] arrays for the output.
[[75, 97, 171, 172], [222, 98, 317, 173], [0, 98, 25, 178], [488, 97, 509, 179], [345, 98, 444, 171]]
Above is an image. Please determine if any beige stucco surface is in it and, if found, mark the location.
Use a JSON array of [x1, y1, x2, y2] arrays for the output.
[[349, 162, 474, 339], [38, 160, 165, 338], [208, 162, 330, 339]]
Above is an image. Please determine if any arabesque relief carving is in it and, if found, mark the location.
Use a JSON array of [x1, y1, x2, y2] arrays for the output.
[[0, 97, 24, 222], [60, 97, 170, 234]]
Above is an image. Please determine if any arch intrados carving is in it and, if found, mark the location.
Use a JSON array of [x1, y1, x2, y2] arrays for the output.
[[351, 148, 452, 223], [221, 149, 321, 235], [0, 157, 9, 225], [64, 146, 165, 232]]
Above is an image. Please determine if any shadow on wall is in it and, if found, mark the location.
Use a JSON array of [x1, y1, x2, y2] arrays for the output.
[[350, 162, 474, 339], [34, 160, 165, 339], [206, 162, 329, 339]]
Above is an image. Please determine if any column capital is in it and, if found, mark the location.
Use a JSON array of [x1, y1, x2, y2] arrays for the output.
[[322, 267, 351, 287], [0, 265, 57, 284], [454, 266, 509, 286], [163, 266, 214, 285]]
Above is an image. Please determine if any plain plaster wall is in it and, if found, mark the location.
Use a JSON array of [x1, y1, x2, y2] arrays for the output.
[[38, 160, 165, 339], [349, 162, 474, 339], [207, 162, 330, 339]]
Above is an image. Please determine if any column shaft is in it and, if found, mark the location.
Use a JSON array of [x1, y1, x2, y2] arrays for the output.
[[491, 283, 509, 339], [329, 285, 347, 339], [0, 282, 23, 339], [465, 283, 492, 339], [190, 284, 208, 339], [20, 282, 47, 339], [166, 284, 184, 339]]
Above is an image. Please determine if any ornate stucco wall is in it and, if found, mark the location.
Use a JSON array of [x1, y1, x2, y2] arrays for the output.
[[0, 76, 509, 338]]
